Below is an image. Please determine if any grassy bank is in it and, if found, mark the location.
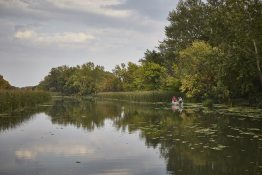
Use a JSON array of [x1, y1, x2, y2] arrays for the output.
[[96, 91, 183, 103], [0, 90, 51, 113]]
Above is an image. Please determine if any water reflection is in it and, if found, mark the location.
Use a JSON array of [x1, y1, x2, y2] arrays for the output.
[[16, 144, 91, 160], [47, 99, 121, 130], [0, 106, 48, 132], [44, 99, 262, 174], [171, 104, 183, 113], [0, 99, 262, 175]]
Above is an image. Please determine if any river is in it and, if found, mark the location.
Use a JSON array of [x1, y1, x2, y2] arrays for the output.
[[0, 99, 262, 175]]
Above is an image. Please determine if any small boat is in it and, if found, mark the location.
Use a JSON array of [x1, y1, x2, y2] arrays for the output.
[[171, 100, 184, 112], [172, 100, 183, 106], [172, 101, 179, 105]]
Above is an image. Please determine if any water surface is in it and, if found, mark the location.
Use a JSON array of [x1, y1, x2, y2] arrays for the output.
[[0, 99, 262, 175]]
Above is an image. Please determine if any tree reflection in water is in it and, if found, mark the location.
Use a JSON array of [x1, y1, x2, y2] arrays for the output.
[[44, 99, 262, 175]]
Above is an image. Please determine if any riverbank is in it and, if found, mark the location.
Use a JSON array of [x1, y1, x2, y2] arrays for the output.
[[94, 91, 262, 109], [96, 91, 184, 103], [0, 90, 51, 114]]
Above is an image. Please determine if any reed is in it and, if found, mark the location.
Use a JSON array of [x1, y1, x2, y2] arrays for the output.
[[96, 91, 183, 103], [0, 90, 51, 113]]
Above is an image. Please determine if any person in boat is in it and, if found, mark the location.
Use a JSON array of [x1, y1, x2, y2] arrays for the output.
[[172, 96, 184, 112], [172, 96, 177, 104], [178, 97, 183, 104]]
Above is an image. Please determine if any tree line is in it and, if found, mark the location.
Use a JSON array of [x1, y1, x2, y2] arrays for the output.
[[39, 0, 262, 102]]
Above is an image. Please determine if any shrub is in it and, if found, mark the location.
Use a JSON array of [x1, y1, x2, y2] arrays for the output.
[[96, 91, 183, 103]]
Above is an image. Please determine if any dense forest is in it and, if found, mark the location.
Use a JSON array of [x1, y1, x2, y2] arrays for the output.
[[39, 0, 262, 102]]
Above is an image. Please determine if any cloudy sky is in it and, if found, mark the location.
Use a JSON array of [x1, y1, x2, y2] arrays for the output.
[[0, 0, 178, 87]]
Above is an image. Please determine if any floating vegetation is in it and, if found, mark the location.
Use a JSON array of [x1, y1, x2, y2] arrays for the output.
[[211, 147, 222, 151], [248, 128, 260, 131], [239, 131, 255, 136], [238, 118, 245, 121], [194, 128, 217, 135], [226, 135, 235, 138]]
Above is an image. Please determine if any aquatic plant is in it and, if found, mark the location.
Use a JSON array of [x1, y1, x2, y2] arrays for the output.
[[203, 99, 214, 108], [96, 91, 183, 103], [0, 90, 51, 113]]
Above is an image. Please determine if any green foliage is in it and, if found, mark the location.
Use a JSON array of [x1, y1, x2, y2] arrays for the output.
[[162, 0, 262, 100], [0, 90, 51, 113], [38, 65, 77, 94], [137, 62, 167, 90], [113, 62, 169, 91], [39, 62, 122, 95], [113, 62, 140, 91], [97, 73, 123, 92], [177, 41, 226, 100], [162, 76, 181, 91], [140, 50, 163, 66], [165, 0, 209, 51], [205, 0, 262, 96]]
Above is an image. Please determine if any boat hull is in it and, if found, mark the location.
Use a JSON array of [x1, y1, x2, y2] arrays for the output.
[[172, 101, 183, 106]]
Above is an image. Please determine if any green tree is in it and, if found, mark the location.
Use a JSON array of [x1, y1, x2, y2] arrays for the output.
[[137, 62, 167, 90], [165, 0, 209, 52], [162, 0, 262, 99], [70, 62, 103, 95], [113, 62, 140, 91], [140, 50, 163, 65], [177, 41, 227, 99], [39, 66, 71, 92], [207, 0, 262, 95], [98, 72, 123, 92]]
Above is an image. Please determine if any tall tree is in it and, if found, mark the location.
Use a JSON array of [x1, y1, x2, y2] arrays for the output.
[[165, 0, 209, 52], [177, 41, 227, 99], [113, 62, 140, 91], [138, 62, 167, 90]]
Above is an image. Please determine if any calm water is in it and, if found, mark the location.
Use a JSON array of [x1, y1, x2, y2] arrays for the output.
[[0, 99, 262, 175]]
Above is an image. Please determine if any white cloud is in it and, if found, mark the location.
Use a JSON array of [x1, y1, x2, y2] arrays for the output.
[[0, 0, 28, 9], [0, 0, 131, 18], [15, 29, 37, 39], [48, 0, 131, 18], [14, 29, 95, 45], [16, 144, 92, 159]]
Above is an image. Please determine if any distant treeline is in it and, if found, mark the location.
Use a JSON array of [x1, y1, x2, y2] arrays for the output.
[[37, 0, 261, 102]]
